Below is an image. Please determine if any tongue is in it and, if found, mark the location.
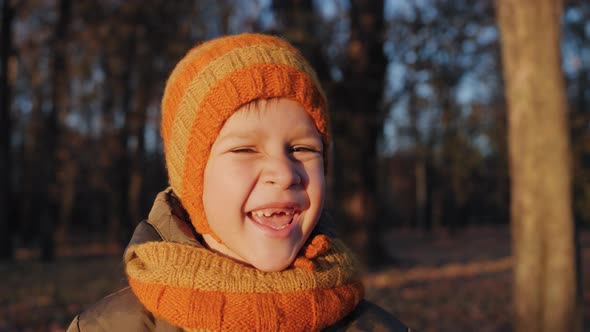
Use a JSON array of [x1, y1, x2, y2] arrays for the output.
[[250, 213, 293, 228]]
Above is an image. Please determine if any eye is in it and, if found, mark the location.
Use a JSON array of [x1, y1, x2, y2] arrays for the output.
[[291, 145, 321, 154], [231, 147, 257, 153]]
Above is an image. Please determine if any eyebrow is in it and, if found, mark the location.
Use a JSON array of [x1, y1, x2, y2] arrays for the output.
[[215, 131, 260, 144], [293, 125, 323, 139], [214, 124, 323, 147]]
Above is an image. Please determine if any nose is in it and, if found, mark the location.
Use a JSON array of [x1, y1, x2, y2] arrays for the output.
[[261, 154, 302, 188]]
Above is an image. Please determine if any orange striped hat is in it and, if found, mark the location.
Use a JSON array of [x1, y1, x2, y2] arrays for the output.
[[160, 33, 330, 236]]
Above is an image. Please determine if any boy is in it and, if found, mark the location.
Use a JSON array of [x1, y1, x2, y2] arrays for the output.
[[67, 33, 410, 331]]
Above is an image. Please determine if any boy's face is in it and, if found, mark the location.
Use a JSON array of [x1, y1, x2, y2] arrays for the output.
[[202, 98, 325, 272]]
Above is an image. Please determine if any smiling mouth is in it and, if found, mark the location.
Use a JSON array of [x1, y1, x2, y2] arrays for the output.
[[247, 208, 299, 230]]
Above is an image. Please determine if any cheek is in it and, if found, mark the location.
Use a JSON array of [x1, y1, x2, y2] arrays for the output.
[[203, 159, 256, 215], [305, 162, 326, 204]]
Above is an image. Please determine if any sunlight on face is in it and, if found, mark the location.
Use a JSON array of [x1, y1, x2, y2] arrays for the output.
[[202, 98, 325, 272]]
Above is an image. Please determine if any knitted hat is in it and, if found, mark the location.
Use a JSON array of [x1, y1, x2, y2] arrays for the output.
[[160, 33, 330, 236]]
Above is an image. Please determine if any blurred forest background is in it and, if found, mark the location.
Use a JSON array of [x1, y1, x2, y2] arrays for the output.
[[1, 0, 589, 331]]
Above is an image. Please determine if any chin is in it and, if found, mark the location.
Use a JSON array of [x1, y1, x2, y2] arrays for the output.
[[247, 250, 297, 272]]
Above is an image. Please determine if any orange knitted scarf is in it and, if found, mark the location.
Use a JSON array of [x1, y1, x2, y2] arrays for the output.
[[125, 234, 364, 331]]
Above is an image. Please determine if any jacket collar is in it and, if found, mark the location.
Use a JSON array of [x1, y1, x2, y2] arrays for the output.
[[126, 188, 201, 254]]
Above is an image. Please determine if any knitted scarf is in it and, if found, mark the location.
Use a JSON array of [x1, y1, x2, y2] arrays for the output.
[[125, 234, 364, 331]]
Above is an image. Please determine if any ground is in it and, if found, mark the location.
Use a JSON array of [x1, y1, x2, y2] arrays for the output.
[[1, 226, 588, 331]]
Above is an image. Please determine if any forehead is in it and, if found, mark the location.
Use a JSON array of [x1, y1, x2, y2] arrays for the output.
[[219, 98, 321, 136], [241, 98, 281, 113]]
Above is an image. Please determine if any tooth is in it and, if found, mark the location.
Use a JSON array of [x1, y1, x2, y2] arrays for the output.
[[251, 209, 299, 218]]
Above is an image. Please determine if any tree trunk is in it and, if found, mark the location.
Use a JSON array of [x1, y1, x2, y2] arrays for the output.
[[42, 0, 71, 261], [270, 0, 330, 82], [496, 1, 582, 331], [335, 0, 388, 268], [21, 72, 44, 244], [99, 54, 122, 244], [115, 29, 136, 244], [128, 35, 150, 230], [55, 152, 77, 244], [0, 0, 14, 260], [408, 83, 433, 232]]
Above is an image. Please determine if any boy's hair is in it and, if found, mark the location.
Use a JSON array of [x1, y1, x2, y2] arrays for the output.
[[160, 33, 330, 238]]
